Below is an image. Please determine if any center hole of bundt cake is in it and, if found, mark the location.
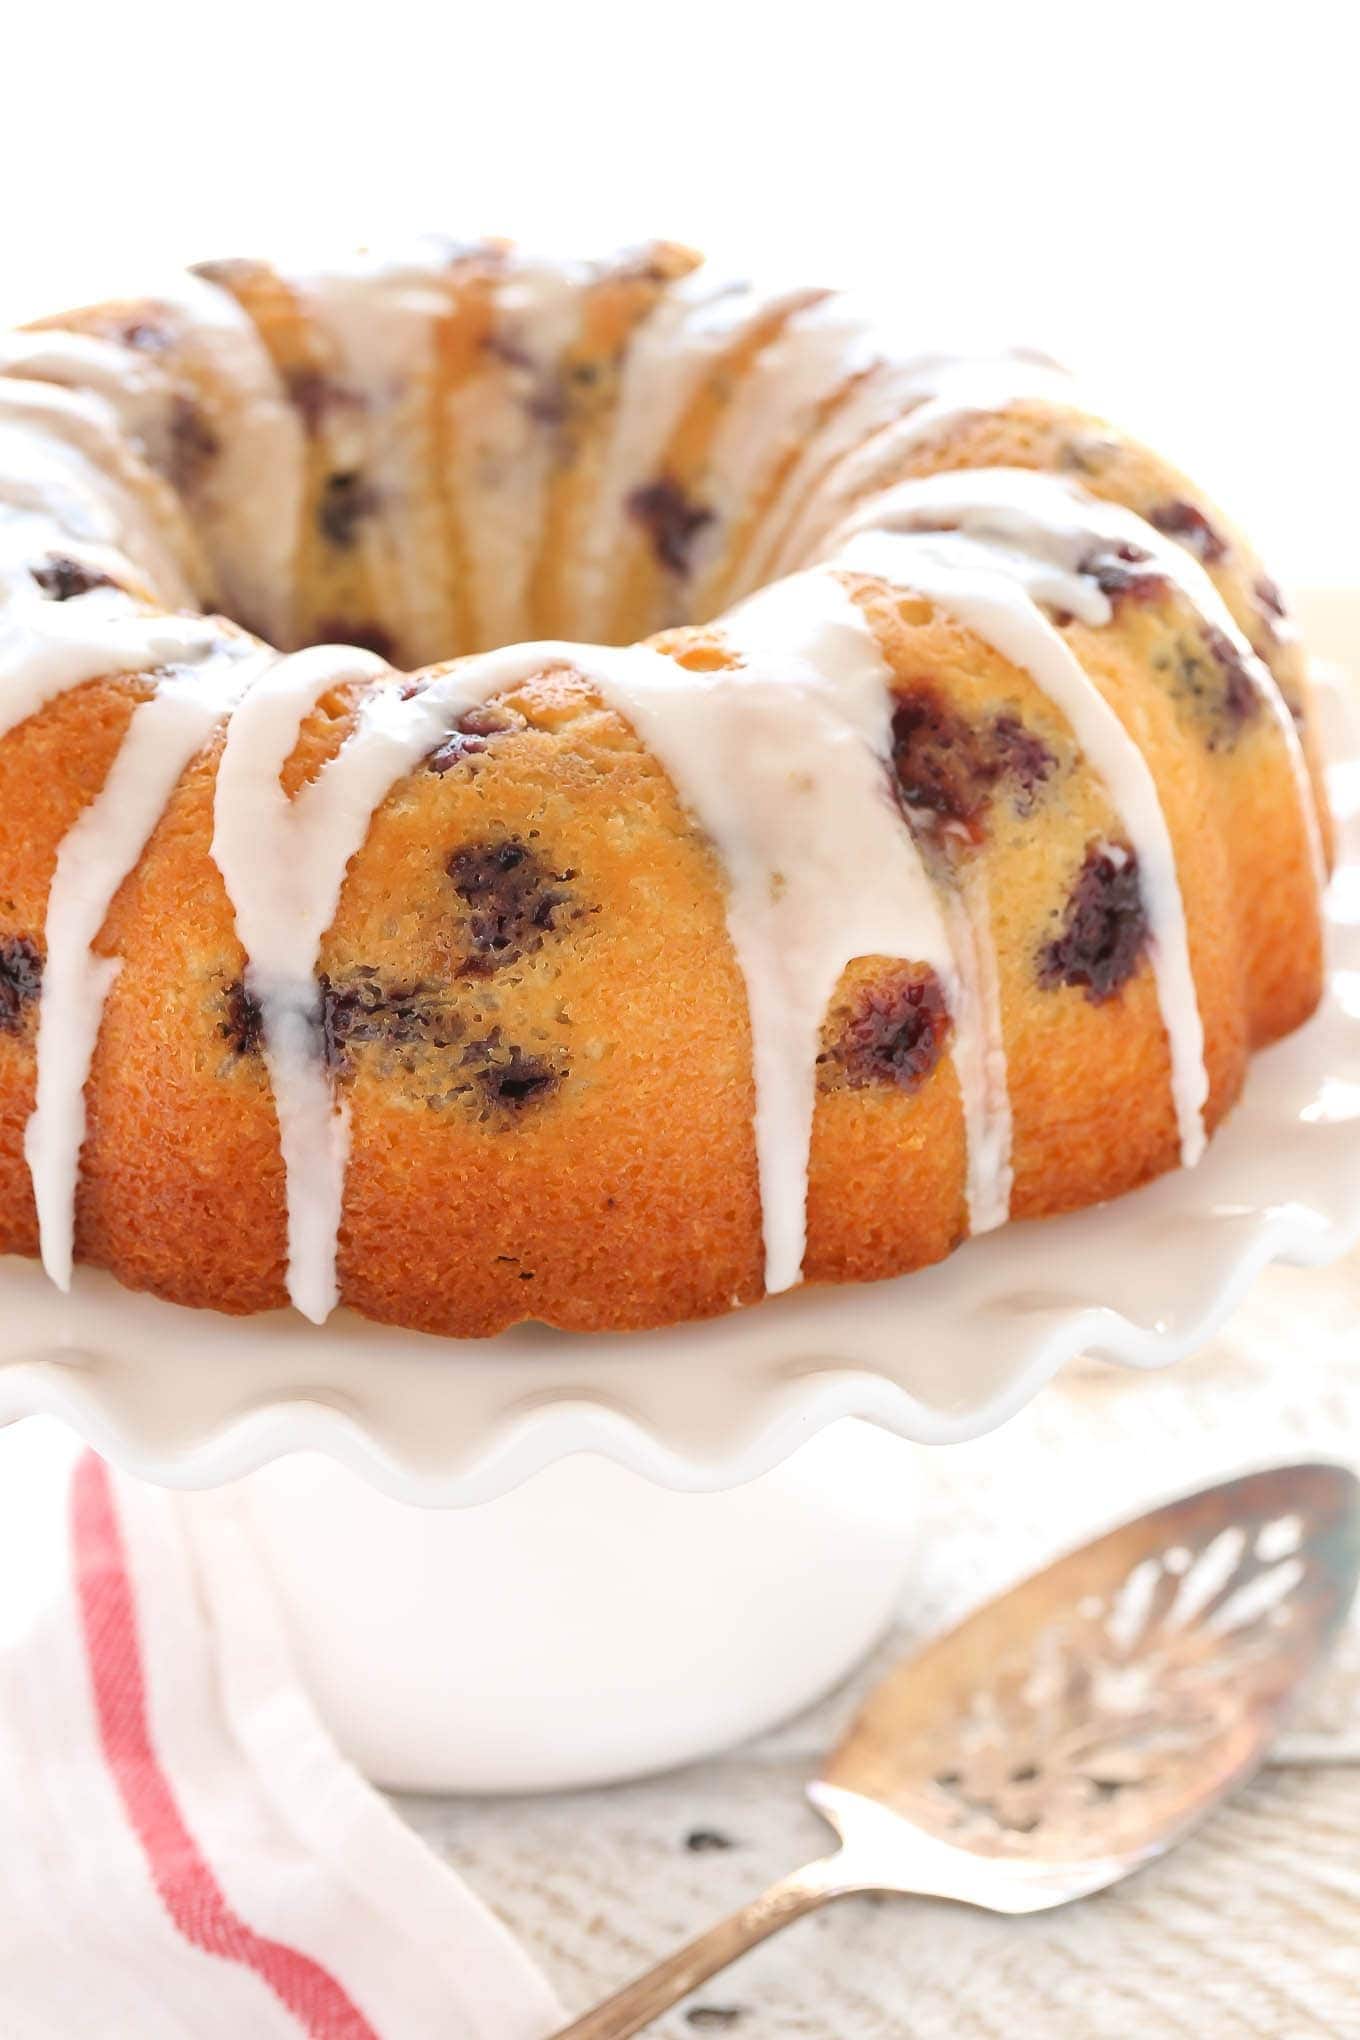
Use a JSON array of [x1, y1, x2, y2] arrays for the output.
[[271, 453, 729, 669]]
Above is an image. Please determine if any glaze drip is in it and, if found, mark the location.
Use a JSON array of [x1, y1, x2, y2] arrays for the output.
[[25, 643, 259, 1288], [716, 573, 1009, 1268], [830, 496, 1211, 1167], [211, 643, 390, 1322]]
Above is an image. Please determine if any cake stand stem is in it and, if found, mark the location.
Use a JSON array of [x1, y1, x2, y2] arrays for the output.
[[230, 1421, 921, 1794]]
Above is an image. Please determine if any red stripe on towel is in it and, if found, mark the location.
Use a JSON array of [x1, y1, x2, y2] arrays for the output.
[[70, 1450, 381, 2040]]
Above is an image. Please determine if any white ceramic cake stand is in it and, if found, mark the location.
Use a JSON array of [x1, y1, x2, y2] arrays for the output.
[[3, 632, 1359, 1794]]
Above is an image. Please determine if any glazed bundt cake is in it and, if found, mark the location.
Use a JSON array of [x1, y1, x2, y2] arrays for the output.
[[0, 239, 1329, 1336]]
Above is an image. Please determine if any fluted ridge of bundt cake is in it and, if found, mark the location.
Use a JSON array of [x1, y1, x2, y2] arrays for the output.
[[0, 238, 1330, 1335]]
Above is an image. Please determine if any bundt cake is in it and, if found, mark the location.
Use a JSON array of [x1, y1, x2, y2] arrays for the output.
[[0, 238, 1330, 1337]]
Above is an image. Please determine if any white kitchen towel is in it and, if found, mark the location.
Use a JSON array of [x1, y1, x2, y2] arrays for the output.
[[0, 1425, 562, 2040]]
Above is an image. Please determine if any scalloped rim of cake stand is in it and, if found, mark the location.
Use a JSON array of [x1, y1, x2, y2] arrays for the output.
[[2, 675, 1359, 1510]]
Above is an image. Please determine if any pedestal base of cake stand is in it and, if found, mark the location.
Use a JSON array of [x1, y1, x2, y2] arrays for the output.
[[222, 1419, 916, 1795]]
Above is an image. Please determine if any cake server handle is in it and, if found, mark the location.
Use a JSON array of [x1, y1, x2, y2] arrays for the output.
[[549, 1853, 860, 2038]]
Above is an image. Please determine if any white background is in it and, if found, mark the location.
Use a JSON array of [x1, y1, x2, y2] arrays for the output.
[[2, 0, 1356, 585]]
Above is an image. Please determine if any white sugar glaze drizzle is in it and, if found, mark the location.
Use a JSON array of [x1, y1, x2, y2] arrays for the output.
[[714, 573, 1010, 1263], [25, 640, 259, 1288], [830, 466, 1327, 891], [569, 274, 824, 639], [773, 371, 1080, 586], [0, 599, 226, 743], [738, 350, 1073, 596], [145, 269, 308, 646], [298, 252, 459, 666], [0, 414, 191, 598], [675, 294, 876, 619], [2, 271, 308, 644], [0, 329, 174, 446], [211, 643, 390, 1322], [444, 256, 591, 652], [938, 864, 1014, 1231], [0, 513, 143, 614], [0, 380, 204, 605], [825, 467, 1221, 1167]]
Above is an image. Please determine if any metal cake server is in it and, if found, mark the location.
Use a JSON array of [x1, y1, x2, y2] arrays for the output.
[[553, 1463, 1360, 2039]]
